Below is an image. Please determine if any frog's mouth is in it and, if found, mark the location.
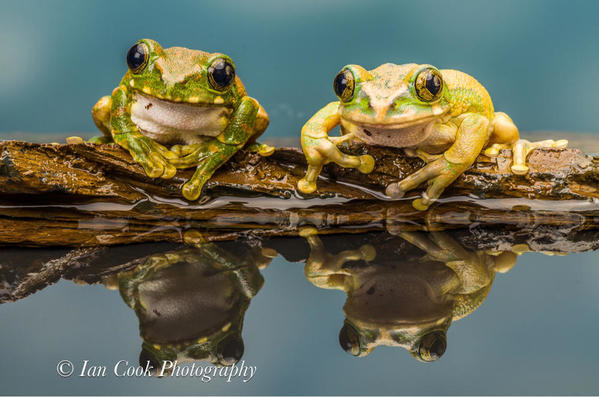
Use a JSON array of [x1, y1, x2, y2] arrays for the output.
[[131, 92, 233, 145], [347, 116, 438, 148]]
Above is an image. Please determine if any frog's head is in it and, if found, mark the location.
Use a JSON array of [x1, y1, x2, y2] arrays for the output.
[[336, 262, 455, 362], [138, 323, 247, 375], [338, 319, 449, 363], [335, 63, 450, 148], [122, 39, 245, 107]]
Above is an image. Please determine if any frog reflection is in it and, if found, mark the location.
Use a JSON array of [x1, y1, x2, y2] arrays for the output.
[[102, 234, 274, 372], [300, 228, 518, 362]]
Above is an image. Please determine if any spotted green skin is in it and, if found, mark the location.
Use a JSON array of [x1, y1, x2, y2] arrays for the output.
[[298, 63, 523, 210], [91, 39, 270, 201]]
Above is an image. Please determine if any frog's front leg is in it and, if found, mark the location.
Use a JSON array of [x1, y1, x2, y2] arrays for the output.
[[109, 85, 177, 179], [386, 113, 490, 210], [300, 226, 375, 290], [246, 104, 275, 156], [297, 102, 375, 194], [169, 96, 261, 200]]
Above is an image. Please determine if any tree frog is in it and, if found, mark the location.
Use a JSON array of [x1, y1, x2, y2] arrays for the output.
[[91, 39, 273, 201], [115, 236, 271, 371], [300, 227, 517, 361], [298, 63, 567, 210]]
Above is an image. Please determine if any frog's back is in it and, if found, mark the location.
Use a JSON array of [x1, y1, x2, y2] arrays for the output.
[[441, 69, 494, 119]]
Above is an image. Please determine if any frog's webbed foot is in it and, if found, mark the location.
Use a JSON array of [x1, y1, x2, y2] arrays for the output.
[[118, 133, 178, 179], [297, 138, 375, 194], [300, 226, 376, 277], [168, 141, 238, 201], [484, 139, 568, 175], [386, 156, 464, 211], [247, 142, 275, 157]]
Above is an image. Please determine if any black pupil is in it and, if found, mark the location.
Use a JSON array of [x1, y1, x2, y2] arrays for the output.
[[127, 44, 146, 71], [425, 72, 441, 96], [429, 338, 446, 359], [210, 60, 235, 88], [334, 71, 349, 97]]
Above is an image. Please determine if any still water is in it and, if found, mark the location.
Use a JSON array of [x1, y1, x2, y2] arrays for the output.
[[1, 225, 599, 395]]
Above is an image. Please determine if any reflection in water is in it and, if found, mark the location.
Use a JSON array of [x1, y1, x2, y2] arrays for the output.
[[297, 228, 522, 362], [101, 235, 274, 373], [0, 224, 594, 368]]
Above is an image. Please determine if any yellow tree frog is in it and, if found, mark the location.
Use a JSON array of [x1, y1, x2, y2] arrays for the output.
[[92, 39, 273, 201], [298, 63, 567, 210], [300, 227, 517, 361]]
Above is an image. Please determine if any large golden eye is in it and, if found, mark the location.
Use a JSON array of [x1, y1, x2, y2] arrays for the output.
[[333, 68, 355, 102], [414, 68, 444, 102], [417, 331, 447, 362], [208, 58, 236, 91], [126, 42, 149, 74]]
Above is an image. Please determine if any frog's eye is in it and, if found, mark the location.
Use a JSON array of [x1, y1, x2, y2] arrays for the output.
[[339, 323, 361, 356], [126, 42, 149, 74], [216, 335, 244, 366], [333, 69, 355, 103], [208, 58, 236, 91], [416, 331, 446, 362], [414, 68, 444, 102]]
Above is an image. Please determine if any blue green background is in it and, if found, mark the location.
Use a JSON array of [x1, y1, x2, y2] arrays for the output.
[[1, 0, 598, 139]]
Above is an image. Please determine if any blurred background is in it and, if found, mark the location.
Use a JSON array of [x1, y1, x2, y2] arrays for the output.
[[1, 0, 598, 142]]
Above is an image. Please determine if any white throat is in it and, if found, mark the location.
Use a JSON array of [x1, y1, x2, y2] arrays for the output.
[[131, 92, 232, 145]]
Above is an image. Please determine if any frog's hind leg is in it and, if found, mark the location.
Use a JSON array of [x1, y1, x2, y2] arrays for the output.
[[509, 138, 568, 175], [90, 96, 114, 143], [485, 112, 567, 175]]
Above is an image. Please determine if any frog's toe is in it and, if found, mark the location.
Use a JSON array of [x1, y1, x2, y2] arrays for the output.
[[147, 152, 176, 179], [299, 226, 319, 237], [132, 151, 163, 178], [182, 180, 204, 201], [143, 162, 165, 179], [357, 155, 375, 174], [413, 196, 433, 211], [385, 182, 405, 199], [297, 178, 317, 194], [248, 143, 275, 157], [359, 244, 376, 261], [161, 161, 177, 179], [511, 164, 529, 175]]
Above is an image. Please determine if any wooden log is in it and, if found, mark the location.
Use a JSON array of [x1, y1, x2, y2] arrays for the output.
[[1, 140, 598, 246]]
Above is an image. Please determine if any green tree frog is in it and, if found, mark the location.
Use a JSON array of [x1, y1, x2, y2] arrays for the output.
[[298, 63, 567, 210], [92, 39, 273, 201]]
